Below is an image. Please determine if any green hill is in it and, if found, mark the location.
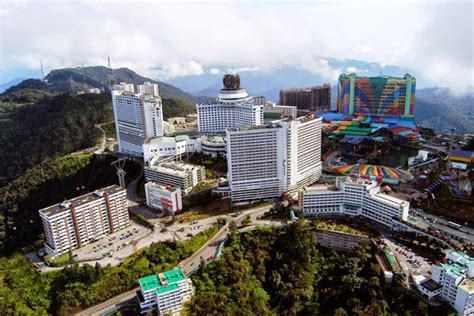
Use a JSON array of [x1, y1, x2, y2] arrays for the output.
[[43, 66, 211, 104], [0, 92, 113, 187]]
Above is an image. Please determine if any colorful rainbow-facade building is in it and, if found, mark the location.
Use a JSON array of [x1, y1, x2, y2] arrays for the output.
[[337, 73, 416, 118]]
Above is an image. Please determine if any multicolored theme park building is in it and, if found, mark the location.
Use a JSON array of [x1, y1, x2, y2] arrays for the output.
[[337, 73, 416, 118]]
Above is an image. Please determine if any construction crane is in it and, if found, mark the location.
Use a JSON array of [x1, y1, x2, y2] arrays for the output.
[[111, 157, 128, 189]]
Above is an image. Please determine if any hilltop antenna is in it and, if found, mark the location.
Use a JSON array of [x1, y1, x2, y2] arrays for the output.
[[107, 55, 114, 87], [40, 60, 45, 81], [82, 63, 87, 93], [111, 158, 127, 189]]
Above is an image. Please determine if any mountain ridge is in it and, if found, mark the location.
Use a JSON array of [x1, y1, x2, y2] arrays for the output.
[[2, 66, 213, 105]]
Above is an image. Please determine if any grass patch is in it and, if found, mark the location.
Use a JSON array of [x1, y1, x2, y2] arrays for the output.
[[311, 220, 369, 237], [44, 252, 73, 267]]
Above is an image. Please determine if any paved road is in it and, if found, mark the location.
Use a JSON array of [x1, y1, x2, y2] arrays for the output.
[[75, 205, 273, 316], [412, 209, 474, 243], [75, 288, 138, 316]]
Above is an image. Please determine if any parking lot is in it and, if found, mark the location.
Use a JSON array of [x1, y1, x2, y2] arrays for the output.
[[73, 222, 151, 262], [384, 237, 433, 277]]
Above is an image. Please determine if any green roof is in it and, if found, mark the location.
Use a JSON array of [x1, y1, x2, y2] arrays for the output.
[[139, 275, 160, 292], [139, 269, 186, 293], [441, 263, 466, 277], [156, 283, 179, 295], [163, 269, 186, 284]]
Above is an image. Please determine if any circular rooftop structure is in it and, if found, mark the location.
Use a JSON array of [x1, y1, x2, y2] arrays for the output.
[[217, 74, 248, 102]]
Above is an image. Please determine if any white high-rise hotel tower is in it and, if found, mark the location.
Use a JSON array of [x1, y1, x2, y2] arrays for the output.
[[196, 74, 264, 133], [226, 116, 322, 203], [111, 82, 164, 156]]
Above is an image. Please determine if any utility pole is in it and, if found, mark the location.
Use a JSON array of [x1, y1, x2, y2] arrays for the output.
[[111, 158, 127, 189]]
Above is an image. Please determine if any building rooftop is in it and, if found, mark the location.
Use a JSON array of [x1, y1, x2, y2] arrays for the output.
[[139, 274, 161, 292], [146, 181, 180, 192], [201, 135, 226, 144], [146, 159, 203, 178], [371, 192, 409, 207], [145, 135, 191, 145], [39, 185, 123, 217], [441, 262, 467, 277], [447, 250, 474, 267], [420, 279, 442, 292], [304, 184, 339, 193], [156, 283, 179, 295], [139, 269, 186, 293]]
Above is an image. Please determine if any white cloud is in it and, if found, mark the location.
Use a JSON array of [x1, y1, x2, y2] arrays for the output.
[[209, 68, 220, 75], [346, 67, 357, 73], [0, 0, 472, 93]]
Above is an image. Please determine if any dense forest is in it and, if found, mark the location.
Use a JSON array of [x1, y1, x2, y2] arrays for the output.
[[0, 92, 113, 186], [0, 227, 218, 315], [162, 97, 196, 118], [189, 222, 452, 315]]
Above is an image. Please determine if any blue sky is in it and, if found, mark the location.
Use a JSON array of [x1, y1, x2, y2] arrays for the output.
[[0, 0, 472, 93]]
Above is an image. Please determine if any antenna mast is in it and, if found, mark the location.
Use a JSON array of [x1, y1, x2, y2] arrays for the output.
[[40, 60, 45, 81], [107, 55, 114, 87], [82, 63, 87, 93]]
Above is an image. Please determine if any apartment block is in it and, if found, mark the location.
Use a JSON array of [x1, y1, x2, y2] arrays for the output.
[[144, 158, 205, 195], [138, 269, 193, 314], [299, 177, 409, 228], [39, 185, 129, 257], [426, 251, 474, 315], [145, 182, 182, 215]]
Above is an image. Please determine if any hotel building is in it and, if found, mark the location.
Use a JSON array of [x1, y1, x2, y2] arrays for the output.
[[299, 177, 409, 228], [111, 82, 164, 156], [337, 73, 416, 118], [138, 269, 193, 314], [39, 185, 129, 257], [145, 182, 182, 215], [144, 158, 206, 195], [417, 251, 474, 315], [279, 84, 331, 111], [196, 74, 264, 133], [226, 116, 322, 203]]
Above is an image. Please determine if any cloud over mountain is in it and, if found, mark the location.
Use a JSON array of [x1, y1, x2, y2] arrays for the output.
[[0, 0, 472, 94]]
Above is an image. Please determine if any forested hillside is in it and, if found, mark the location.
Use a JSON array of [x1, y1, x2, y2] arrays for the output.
[[162, 97, 196, 118], [0, 92, 113, 187], [190, 222, 452, 315], [43, 66, 212, 104]]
